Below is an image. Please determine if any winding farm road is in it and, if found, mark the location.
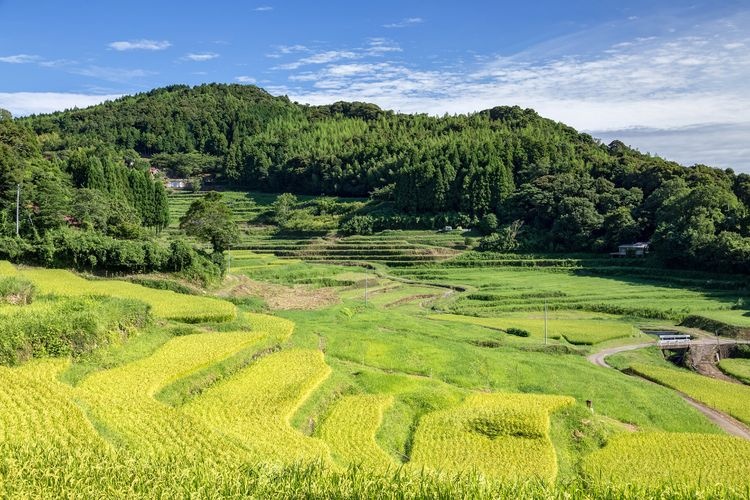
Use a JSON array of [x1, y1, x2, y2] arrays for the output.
[[586, 341, 750, 440]]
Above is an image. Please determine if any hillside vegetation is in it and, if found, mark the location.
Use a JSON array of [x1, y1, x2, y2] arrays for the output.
[[8, 83, 749, 273]]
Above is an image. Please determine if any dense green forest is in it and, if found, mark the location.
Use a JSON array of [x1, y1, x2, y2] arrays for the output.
[[4, 83, 750, 273], [0, 107, 224, 282]]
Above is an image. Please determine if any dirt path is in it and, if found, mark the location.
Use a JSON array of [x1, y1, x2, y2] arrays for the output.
[[216, 274, 339, 310], [586, 341, 750, 440]]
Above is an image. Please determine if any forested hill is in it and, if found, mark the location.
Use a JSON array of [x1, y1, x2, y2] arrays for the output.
[[15, 84, 750, 271]]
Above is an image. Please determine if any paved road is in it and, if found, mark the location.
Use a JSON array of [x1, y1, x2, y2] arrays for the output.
[[586, 342, 655, 368], [586, 340, 750, 440]]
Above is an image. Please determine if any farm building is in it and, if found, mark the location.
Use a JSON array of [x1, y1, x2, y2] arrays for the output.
[[165, 178, 190, 190], [611, 242, 650, 257]]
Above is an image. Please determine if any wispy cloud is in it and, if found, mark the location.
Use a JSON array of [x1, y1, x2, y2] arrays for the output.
[[366, 38, 402, 54], [0, 92, 122, 116], [0, 54, 41, 64], [71, 66, 152, 82], [254, 6, 273, 11], [235, 75, 257, 83], [266, 44, 310, 58], [184, 52, 220, 61], [275, 50, 358, 70], [38, 59, 77, 68], [272, 39, 401, 69], [383, 17, 423, 29], [108, 39, 171, 51]]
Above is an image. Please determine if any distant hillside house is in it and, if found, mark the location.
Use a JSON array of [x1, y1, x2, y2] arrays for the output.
[[611, 242, 650, 257], [165, 178, 190, 190]]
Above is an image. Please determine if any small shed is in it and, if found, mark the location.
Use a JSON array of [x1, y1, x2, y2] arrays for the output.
[[166, 178, 190, 190], [611, 242, 650, 257]]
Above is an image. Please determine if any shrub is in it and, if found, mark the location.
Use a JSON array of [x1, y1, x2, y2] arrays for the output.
[[0, 276, 36, 304], [340, 215, 375, 236], [506, 327, 531, 337], [478, 214, 498, 235], [0, 236, 33, 261], [0, 296, 150, 365]]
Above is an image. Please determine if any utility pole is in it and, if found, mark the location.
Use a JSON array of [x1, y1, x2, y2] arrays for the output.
[[544, 299, 547, 345], [227, 244, 231, 275], [364, 267, 368, 306], [15, 184, 20, 237]]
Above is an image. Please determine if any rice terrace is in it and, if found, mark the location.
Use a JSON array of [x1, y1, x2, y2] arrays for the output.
[[2, 1, 750, 498]]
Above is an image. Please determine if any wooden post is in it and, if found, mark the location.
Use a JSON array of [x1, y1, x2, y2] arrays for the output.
[[544, 299, 548, 345]]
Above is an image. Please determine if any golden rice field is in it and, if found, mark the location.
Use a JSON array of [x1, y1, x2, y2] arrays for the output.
[[319, 394, 396, 470], [409, 393, 574, 483], [582, 432, 750, 489], [3, 258, 750, 497], [1, 264, 236, 323], [0, 260, 17, 275], [630, 363, 750, 425], [183, 348, 334, 465]]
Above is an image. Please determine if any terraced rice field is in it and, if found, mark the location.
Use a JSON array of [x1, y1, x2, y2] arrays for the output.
[[167, 190, 269, 228], [582, 432, 750, 490], [318, 394, 396, 470], [4, 208, 750, 496], [399, 259, 748, 324], [8, 266, 236, 323], [237, 232, 463, 267], [429, 313, 639, 345], [184, 349, 334, 464], [719, 358, 750, 384], [629, 363, 750, 425], [409, 393, 574, 482]]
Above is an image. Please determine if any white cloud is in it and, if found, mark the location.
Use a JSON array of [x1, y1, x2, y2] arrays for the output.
[[108, 39, 171, 51], [0, 92, 121, 116], [0, 54, 41, 64], [383, 17, 423, 29], [235, 75, 257, 83], [254, 6, 273, 11], [184, 52, 219, 61]]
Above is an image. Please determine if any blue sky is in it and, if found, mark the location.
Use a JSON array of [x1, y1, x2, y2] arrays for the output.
[[0, 0, 748, 171]]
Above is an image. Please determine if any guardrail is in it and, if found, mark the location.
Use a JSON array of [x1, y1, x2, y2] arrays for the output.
[[657, 335, 692, 347]]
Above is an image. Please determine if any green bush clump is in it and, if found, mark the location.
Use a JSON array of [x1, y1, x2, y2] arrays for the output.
[[0, 296, 151, 365], [0, 276, 36, 304], [340, 215, 375, 235], [224, 296, 268, 312], [4, 228, 225, 286], [506, 327, 531, 337]]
